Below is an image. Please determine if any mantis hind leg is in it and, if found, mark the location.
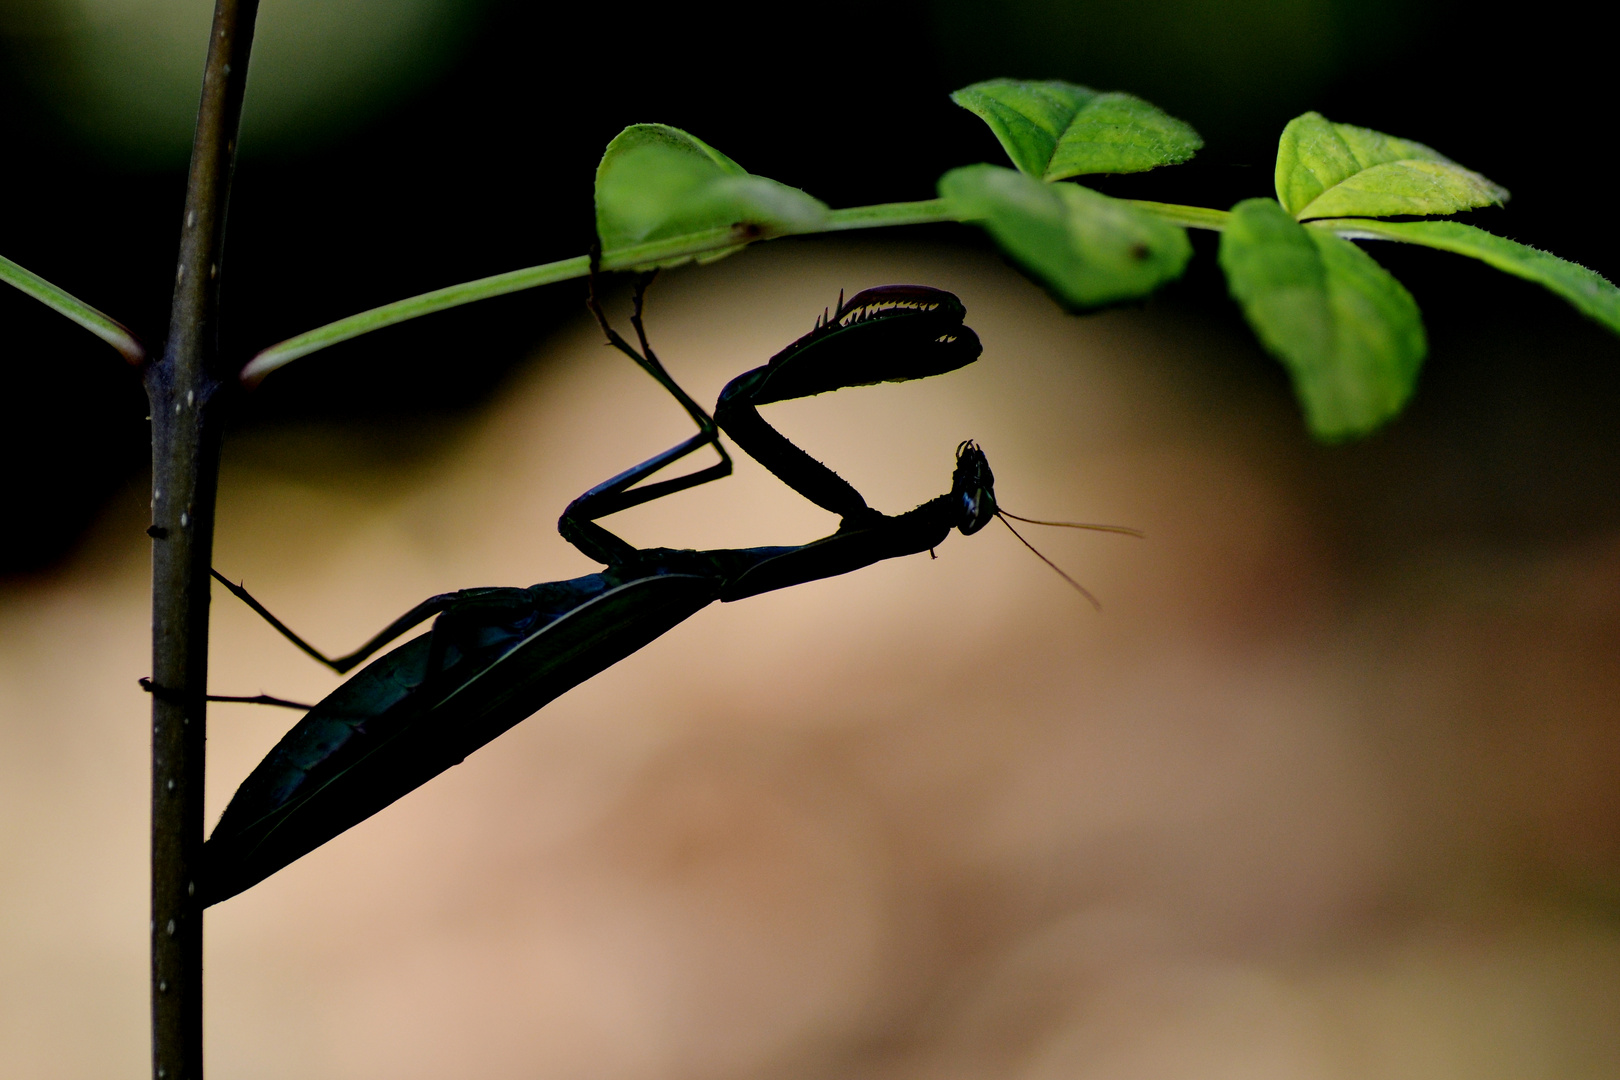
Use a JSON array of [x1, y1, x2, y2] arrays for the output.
[[205, 692, 313, 710], [211, 569, 463, 674], [139, 677, 313, 711], [148, 579, 464, 708], [206, 577, 546, 708]]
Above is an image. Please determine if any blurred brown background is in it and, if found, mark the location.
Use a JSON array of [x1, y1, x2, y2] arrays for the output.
[[2, 0, 1618, 1076]]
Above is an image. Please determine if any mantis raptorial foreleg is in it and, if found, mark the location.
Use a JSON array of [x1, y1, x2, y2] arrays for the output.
[[713, 286, 981, 522]]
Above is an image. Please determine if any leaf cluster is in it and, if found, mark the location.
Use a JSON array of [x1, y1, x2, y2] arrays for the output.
[[582, 84, 1618, 440], [944, 91, 1616, 439], [7, 79, 1618, 441]]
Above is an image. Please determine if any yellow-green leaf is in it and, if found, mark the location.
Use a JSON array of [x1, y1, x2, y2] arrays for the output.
[[1220, 198, 1426, 440], [595, 124, 827, 269], [1275, 112, 1508, 221], [940, 164, 1191, 309], [951, 79, 1201, 181]]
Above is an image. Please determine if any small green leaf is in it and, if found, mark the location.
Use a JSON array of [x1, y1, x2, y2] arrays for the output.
[[939, 164, 1192, 309], [1312, 218, 1620, 336], [950, 79, 1202, 180], [1220, 198, 1426, 440], [595, 124, 828, 269], [1275, 112, 1509, 221]]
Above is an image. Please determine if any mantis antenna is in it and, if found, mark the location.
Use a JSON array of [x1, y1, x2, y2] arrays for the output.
[[993, 509, 1143, 611]]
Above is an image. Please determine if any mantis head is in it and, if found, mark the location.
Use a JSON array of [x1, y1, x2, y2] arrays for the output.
[[952, 440, 997, 534], [948, 441, 1137, 609]]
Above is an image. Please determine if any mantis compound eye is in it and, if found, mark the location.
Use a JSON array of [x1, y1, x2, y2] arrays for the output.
[[952, 440, 997, 535]]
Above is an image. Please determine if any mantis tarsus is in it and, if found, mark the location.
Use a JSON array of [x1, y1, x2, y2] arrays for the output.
[[200, 281, 1127, 906]]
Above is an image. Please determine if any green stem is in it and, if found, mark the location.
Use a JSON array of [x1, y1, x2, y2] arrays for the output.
[[253, 196, 1385, 383], [240, 255, 588, 382], [1125, 200, 1232, 231], [822, 198, 959, 231], [240, 190, 1487, 385], [1300, 218, 1433, 242], [242, 200, 967, 382], [0, 252, 145, 363], [1126, 201, 1459, 243]]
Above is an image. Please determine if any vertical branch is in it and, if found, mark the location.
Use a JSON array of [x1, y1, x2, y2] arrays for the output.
[[144, 2, 260, 1078]]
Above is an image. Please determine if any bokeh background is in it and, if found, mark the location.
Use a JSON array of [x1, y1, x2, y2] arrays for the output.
[[2, 1, 1618, 1076]]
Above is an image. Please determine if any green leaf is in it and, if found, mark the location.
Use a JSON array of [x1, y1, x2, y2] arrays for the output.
[[940, 164, 1192, 309], [1310, 218, 1620, 336], [950, 79, 1202, 180], [1275, 111, 1509, 221], [1219, 198, 1426, 440], [1, 252, 144, 363], [594, 124, 828, 269]]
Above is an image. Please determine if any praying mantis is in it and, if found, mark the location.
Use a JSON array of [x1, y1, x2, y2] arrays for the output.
[[200, 280, 1134, 906]]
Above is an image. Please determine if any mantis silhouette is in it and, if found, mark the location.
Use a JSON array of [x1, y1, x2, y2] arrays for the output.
[[201, 280, 1129, 906]]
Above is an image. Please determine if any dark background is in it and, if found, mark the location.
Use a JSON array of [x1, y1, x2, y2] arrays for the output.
[[0, 0, 1614, 575]]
